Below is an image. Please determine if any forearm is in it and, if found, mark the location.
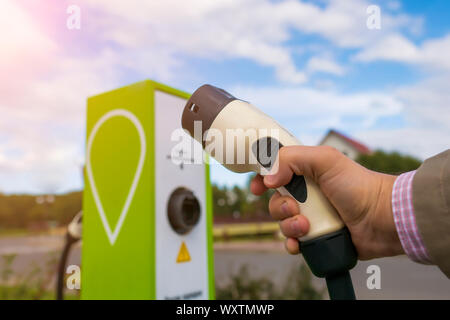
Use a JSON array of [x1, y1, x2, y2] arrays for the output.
[[412, 150, 450, 277]]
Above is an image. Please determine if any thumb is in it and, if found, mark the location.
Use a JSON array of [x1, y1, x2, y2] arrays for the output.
[[263, 145, 342, 189]]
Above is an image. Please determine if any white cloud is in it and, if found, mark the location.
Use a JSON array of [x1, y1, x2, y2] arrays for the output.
[[85, 0, 308, 84], [284, 0, 422, 47], [395, 75, 450, 129], [420, 34, 450, 70], [354, 33, 420, 63], [355, 33, 450, 71], [231, 85, 403, 122], [386, 1, 402, 11], [83, 0, 423, 83], [306, 56, 346, 76]]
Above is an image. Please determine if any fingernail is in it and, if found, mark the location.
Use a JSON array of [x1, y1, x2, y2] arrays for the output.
[[291, 220, 302, 234], [281, 202, 289, 215]]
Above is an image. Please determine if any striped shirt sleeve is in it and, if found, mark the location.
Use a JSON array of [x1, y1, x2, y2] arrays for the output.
[[392, 170, 432, 264]]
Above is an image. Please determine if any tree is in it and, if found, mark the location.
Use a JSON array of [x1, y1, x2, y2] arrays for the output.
[[211, 174, 274, 219], [356, 150, 422, 175], [0, 192, 82, 230]]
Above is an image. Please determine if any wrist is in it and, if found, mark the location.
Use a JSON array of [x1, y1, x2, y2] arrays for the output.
[[360, 173, 404, 259], [373, 173, 404, 257]]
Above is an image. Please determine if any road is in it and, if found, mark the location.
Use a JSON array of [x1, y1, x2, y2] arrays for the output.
[[215, 242, 450, 299], [0, 235, 449, 299]]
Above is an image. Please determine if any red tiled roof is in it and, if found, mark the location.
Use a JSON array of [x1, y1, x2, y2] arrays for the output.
[[324, 129, 371, 154]]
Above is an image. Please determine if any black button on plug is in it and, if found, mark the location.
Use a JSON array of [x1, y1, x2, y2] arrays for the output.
[[284, 174, 307, 203], [252, 137, 307, 203]]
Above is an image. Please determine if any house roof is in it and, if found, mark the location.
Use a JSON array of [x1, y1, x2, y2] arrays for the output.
[[320, 129, 371, 154]]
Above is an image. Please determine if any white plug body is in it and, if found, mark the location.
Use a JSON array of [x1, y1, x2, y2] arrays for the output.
[[204, 100, 344, 241]]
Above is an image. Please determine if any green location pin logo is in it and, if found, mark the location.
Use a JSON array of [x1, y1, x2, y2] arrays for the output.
[[86, 109, 146, 245]]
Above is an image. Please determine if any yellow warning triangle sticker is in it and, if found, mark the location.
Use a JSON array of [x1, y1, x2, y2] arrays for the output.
[[176, 241, 191, 263]]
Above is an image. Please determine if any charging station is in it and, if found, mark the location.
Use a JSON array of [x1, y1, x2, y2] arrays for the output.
[[82, 80, 215, 299]]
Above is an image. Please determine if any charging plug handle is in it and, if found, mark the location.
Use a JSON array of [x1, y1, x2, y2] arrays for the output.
[[299, 227, 358, 300]]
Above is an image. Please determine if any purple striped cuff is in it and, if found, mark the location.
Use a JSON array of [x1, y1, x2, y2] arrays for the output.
[[392, 171, 432, 264]]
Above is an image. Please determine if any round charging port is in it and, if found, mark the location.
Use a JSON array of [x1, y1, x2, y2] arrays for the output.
[[167, 187, 201, 235]]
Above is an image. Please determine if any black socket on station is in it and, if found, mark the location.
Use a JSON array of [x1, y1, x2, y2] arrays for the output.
[[167, 187, 201, 235]]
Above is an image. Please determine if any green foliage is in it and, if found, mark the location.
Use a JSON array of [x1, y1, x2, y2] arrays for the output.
[[356, 150, 422, 175], [1, 254, 16, 283], [0, 286, 57, 300], [216, 264, 324, 300], [0, 253, 73, 300], [0, 191, 81, 231]]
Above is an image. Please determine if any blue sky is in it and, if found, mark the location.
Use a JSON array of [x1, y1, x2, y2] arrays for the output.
[[0, 0, 449, 193]]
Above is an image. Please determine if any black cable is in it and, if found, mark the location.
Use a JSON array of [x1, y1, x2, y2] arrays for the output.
[[56, 233, 77, 300], [325, 271, 356, 300], [300, 228, 358, 300]]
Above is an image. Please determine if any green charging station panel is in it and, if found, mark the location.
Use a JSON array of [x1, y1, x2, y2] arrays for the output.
[[82, 80, 215, 300]]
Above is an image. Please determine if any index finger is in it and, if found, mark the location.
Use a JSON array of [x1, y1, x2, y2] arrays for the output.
[[250, 174, 268, 195]]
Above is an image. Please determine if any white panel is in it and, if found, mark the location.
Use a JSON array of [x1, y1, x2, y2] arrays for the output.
[[154, 90, 209, 299]]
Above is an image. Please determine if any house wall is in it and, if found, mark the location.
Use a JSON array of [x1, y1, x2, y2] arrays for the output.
[[320, 134, 360, 160]]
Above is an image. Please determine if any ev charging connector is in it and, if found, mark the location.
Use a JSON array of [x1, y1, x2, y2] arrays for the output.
[[182, 84, 358, 300]]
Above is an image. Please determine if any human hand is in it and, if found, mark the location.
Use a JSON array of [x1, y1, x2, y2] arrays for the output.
[[250, 145, 403, 260]]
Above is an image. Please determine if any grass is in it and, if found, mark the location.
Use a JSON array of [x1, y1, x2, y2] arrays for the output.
[[0, 285, 79, 300], [0, 253, 80, 300], [0, 228, 30, 238]]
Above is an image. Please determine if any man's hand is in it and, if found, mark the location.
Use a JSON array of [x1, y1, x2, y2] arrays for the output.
[[250, 145, 403, 260]]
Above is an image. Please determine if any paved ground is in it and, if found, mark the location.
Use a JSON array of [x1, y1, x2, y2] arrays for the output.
[[0, 235, 449, 299], [214, 242, 450, 299]]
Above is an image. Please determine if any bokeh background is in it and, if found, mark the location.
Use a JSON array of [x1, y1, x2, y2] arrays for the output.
[[0, 0, 449, 299]]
